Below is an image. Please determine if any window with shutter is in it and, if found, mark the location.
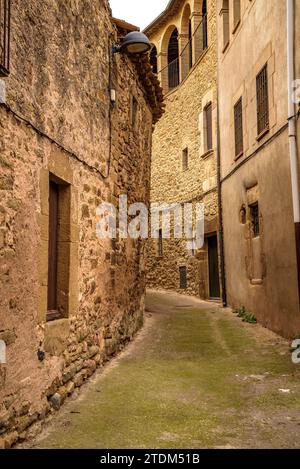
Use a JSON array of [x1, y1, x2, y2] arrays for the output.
[[205, 103, 213, 151], [234, 97, 243, 157], [0, 0, 10, 77], [256, 64, 269, 137], [47, 181, 60, 321]]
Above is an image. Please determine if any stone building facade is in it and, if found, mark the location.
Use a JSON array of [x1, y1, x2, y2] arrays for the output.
[[0, 0, 163, 447], [146, 0, 222, 300], [218, 0, 300, 337]]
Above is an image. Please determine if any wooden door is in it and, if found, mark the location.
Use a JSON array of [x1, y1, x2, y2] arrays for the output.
[[47, 181, 59, 318]]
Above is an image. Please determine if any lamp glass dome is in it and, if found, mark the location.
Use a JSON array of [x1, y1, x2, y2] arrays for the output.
[[120, 31, 151, 55]]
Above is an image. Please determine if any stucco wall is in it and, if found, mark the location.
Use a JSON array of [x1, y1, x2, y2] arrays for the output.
[[218, 0, 300, 337]]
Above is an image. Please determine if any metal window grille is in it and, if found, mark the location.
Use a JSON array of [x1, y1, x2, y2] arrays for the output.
[[0, 0, 10, 77], [250, 203, 260, 237], [179, 266, 187, 289], [256, 64, 269, 136], [168, 58, 179, 90], [205, 103, 212, 151], [158, 229, 163, 257], [234, 97, 243, 157]]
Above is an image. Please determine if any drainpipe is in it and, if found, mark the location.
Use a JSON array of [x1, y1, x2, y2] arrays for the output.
[[217, 97, 227, 308], [287, 0, 300, 301]]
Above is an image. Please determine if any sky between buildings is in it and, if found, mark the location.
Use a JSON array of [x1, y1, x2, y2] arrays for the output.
[[110, 0, 169, 30]]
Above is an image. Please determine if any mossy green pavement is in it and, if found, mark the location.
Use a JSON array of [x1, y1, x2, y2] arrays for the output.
[[33, 291, 300, 449]]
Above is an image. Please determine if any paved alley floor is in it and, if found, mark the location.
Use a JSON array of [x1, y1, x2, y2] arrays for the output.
[[30, 290, 300, 449]]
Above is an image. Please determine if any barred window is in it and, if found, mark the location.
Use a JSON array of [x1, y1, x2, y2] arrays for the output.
[[250, 203, 260, 237], [234, 97, 243, 157], [256, 64, 269, 136], [158, 229, 163, 257], [0, 0, 10, 77], [179, 266, 187, 289]]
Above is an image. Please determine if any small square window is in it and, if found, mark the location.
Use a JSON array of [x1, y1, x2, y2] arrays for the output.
[[130, 95, 138, 128], [179, 266, 187, 289], [182, 148, 188, 171]]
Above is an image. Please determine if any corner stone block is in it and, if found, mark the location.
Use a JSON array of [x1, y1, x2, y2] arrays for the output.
[[44, 319, 70, 356]]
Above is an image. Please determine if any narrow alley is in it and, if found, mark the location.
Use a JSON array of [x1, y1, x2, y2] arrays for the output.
[[27, 291, 300, 450]]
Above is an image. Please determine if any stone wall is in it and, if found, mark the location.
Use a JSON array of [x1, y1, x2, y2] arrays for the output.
[[146, 0, 221, 299], [0, 0, 163, 448]]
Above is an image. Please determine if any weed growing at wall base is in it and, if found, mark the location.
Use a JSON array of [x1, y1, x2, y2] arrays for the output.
[[233, 307, 257, 324]]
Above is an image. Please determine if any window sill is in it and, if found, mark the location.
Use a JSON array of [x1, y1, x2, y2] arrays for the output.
[[234, 151, 244, 161], [222, 41, 230, 54], [232, 20, 241, 35], [256, 127, 269, 141], [46, 310, 63, 322], [251, 279, 263, 286], [201, 149, 214, 160]]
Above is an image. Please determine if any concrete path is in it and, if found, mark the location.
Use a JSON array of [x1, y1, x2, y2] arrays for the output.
[[30, 290, 300, 449]]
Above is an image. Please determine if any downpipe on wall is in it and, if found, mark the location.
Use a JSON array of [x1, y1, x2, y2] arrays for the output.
[[287, 0, 300, 302]]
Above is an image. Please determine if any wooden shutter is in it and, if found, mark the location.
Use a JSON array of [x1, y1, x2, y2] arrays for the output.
[[234, 97, 243, 157], [256, 64, 269, 136], [47, 181, 59, 321], [0, 0, 10, 77], [205, 103, 212, 151]]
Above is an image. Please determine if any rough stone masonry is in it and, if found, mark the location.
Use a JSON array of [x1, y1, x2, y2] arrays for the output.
[[0, 0, 163, 448]]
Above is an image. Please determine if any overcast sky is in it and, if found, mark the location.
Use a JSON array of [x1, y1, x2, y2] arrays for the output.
[[109, 0, 169, 30]]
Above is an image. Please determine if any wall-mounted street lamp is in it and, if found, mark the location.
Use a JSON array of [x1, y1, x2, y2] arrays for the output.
[[113, 31, 152, 55]]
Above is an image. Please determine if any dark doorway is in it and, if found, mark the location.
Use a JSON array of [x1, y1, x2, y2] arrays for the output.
[[208, 235, 220, 299]]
